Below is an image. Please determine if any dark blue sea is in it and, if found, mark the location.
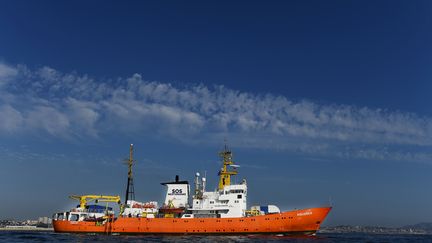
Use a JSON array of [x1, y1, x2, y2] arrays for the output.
[[1, 231, 431, 242]]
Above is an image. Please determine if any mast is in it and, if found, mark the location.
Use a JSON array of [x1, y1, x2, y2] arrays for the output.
[[124, 144, 135, 204], [218, 143, 238, 190]]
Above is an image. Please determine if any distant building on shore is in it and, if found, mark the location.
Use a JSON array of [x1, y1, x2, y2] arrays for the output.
[[0, 216, 52, 228], [38, 217, 51, 225]]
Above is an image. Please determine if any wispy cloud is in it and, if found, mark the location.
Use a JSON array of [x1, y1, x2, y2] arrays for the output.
[[0, 63, 18, 87], [0, 62, 431, 162]]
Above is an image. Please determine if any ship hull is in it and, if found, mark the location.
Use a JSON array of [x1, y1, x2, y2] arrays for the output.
[[53, 207, 331, 235]]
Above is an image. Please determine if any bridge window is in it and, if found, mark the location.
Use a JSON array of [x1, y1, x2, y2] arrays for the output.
[[69, 214, 79, 221], [57, 214, 64, 220]]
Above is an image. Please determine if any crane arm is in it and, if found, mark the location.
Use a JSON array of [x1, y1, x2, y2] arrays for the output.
[[69, 195, 121, 208]]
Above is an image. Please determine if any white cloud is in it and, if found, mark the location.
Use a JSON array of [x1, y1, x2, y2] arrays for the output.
[[0, 62, 431, 162], [65, 98, 100, 137], [0, 63, 18, 87], [0, 104, 23, 132], [25, 106, 70, 137]]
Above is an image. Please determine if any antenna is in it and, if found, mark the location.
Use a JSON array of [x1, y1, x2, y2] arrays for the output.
[[217, 140, 237, 190], [124, 144, 135, 204], [224, 137, 228, 151], [194, 172, 202, 199]]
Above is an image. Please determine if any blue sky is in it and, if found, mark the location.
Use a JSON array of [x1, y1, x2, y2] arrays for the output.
[[0, 1, 431, 226]]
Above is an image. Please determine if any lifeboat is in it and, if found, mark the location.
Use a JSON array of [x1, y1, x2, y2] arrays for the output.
[[159, 200, 185, 214]]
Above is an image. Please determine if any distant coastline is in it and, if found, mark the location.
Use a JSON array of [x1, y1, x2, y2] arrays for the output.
[[0, 226, 53, 231], [0, 218, 52, 231], [320, 223, 432, 235]]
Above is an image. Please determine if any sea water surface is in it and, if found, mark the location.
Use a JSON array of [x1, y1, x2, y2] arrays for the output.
[[1, 231, 432, 243]]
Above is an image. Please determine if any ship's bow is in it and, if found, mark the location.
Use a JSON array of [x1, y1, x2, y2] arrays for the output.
[[285, 206, 332, 235]]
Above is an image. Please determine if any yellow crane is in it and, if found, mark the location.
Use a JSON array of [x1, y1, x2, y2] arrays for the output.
[[69, 195, 121, 209]]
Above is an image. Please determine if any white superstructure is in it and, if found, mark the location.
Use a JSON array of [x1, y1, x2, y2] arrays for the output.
[[188, 146, 249, 218], [191, 178, 247, 218], [161, 175, 190, 208]]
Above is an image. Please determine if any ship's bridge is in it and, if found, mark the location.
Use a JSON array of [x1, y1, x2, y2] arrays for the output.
[[191, 182, 247, 218], [189, 145, 248, 218], [220, 184, 247, 195]]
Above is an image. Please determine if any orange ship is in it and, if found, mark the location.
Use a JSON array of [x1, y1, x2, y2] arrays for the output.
[[52, 144, 332, 235]]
